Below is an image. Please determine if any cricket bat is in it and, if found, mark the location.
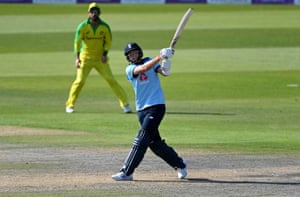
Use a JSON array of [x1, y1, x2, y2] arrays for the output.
[[169, 8, 194, 49]]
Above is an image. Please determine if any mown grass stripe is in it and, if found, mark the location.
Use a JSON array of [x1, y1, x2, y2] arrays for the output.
[[1, 4, 300, 15], [2, 28, 300, 53]]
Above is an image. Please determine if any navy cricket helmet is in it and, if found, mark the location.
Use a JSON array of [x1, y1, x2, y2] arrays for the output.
[[124, 42, 143, 62]]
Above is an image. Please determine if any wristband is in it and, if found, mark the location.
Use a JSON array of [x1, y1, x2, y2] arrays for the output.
[[155, 55, 161, 62]]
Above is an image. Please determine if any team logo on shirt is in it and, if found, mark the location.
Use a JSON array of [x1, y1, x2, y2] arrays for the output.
[[84, 30, 103, 40], [139, 72, 148, 81]]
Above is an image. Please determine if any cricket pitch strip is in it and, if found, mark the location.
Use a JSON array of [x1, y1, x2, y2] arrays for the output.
[[0, 126, 299, 196]]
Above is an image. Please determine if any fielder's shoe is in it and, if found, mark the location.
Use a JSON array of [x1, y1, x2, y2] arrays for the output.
[[177, 159, 187, 179], [123, 105, 132, 113], [112, 172, 133, 181], [65, 107, 74, 113]]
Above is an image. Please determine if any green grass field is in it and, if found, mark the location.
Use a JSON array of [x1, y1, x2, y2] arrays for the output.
[[0, 4, 300, 154]]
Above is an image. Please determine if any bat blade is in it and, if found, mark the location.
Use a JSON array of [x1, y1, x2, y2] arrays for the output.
[[169, 8, 194, 49]]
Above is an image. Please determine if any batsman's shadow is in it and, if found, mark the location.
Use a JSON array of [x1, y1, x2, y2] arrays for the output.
[[186, 178, 300, 185], [136, 178, 300, 185], [166, 112, 236, 116]]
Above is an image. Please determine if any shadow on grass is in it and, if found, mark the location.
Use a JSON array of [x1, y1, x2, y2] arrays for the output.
[[166, 112, 236, 116], [186, 178, 300, 185], [135, 178, 300, 185]]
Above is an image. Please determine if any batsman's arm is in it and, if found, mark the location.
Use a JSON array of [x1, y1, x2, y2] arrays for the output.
[[133, 48, 173, 76], [133, 56, 161, 75]]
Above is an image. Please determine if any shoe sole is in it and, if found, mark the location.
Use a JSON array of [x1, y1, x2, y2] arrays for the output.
[[112, 176, 133, 181]]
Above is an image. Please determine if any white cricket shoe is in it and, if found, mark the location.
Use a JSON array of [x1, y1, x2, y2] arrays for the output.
[[177, 159, 187, 179], [65, 107, 74, 113], [112, 172, 133, 181], [123, 105, 132, 113]]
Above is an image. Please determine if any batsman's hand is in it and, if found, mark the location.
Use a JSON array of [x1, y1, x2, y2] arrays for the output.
[[161, 59, 171, 76], [160, 48, 174, 59]]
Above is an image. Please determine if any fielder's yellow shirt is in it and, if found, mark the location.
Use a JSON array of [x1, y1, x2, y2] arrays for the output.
[[74, 18, 112, 60]]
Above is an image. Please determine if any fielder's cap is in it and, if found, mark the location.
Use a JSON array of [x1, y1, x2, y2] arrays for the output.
[[88, 2, 100, 12]]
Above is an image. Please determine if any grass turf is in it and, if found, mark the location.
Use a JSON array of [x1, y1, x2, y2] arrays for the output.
[[0, 4, 299, 154]]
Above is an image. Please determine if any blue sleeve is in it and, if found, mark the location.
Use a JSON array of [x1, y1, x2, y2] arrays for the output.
[[126, 64, 135, 81], [154, 63, 161, 72]]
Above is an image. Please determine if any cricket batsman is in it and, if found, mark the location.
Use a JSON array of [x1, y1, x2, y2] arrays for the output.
[[111, 42, 187, 181]]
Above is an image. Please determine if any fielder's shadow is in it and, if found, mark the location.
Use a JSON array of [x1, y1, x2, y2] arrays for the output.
[[136, 178, 300, 185]]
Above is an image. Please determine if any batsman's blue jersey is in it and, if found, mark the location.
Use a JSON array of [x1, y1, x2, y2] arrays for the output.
[[126, 57, 165, 111]]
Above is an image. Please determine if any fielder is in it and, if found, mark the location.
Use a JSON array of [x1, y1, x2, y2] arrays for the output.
[[65, 2, 131, 113], [112, 42, 187, 181]]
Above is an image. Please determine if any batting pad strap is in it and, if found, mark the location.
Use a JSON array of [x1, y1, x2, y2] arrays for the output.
[[122, 129, 150, 175]]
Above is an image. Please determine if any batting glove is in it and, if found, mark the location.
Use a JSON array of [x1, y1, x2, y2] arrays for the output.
[[161, 59, 171, 76], [160, 48, 173, 59]]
